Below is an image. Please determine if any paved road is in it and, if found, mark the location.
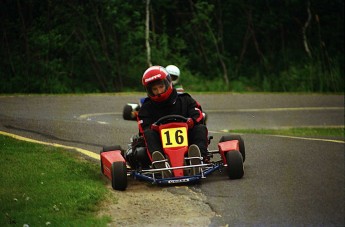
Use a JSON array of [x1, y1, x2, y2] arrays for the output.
[[0, 93, 344, 226]]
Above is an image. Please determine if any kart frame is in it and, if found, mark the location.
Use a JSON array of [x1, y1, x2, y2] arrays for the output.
[[101, 115, 245, 191]]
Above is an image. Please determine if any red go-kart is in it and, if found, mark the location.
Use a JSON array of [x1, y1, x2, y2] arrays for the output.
[[100, 115, 245, 191]]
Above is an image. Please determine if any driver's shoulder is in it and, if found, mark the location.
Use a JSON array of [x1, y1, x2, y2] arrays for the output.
[[141, 97, 150, 104], [177, 92, 192, 98]]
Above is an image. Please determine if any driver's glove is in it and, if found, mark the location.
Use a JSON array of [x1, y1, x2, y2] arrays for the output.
[[186, 118, 194, 129], [150, 123, 159, 131]]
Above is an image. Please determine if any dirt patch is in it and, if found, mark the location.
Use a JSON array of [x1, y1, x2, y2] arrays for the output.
[[99, 179, 215, 226]]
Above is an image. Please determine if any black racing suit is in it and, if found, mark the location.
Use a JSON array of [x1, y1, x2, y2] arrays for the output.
[[137, 89, 208, 159]]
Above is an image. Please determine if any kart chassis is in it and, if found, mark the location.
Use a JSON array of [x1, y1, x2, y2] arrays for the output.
[[100, 115, 244, 190]]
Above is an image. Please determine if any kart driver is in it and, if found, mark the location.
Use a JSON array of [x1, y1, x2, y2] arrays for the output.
[[166, 64, 184, 93], [137, 65, 208, 176]]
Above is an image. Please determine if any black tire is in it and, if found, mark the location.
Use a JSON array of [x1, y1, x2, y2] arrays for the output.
[[111, 161, 128, 191], [123, 104, 135, 120], [225, 151, 244, 179], [102, 145, 122, 152], [219, 135, 245, 162]]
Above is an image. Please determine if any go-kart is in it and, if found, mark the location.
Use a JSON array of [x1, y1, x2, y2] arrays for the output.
[[100, 115, 245, 191]]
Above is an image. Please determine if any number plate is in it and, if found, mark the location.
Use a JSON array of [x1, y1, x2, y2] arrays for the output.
[[161, 127, 188, 148]]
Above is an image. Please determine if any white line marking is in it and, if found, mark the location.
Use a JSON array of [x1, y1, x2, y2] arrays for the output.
[[209, 128, 344, 144], [77, 107, 343, 121], [97, 121, 109, 125], [205, 107, 344, 113], [78, 112, 121, 120], [269, 134, 345, 144]]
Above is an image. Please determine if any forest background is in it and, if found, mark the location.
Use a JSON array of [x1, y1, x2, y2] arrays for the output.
[[0, 0, 343, 93]]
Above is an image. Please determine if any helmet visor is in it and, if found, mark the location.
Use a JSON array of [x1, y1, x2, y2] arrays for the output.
[[171, 75, 179, 81], [146, 79, 170, 97]]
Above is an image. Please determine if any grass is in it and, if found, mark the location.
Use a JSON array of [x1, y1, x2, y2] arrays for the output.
[[0, 135, 112, 227], [231, 127, 344, 138]]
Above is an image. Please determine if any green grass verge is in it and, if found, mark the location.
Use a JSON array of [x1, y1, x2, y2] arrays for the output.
[[231, 127, 344, 138], [0, 135, 112, 226]]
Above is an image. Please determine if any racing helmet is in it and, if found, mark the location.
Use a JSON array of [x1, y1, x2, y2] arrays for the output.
[[166, 65, 180, 85], [142, 66, 173, 102]]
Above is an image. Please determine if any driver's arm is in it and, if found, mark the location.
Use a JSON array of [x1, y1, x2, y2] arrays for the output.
[[186, 97, 204, 125], [137, 105, 154, 134]]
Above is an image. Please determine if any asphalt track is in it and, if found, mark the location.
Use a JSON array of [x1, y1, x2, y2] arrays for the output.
[[0, 93, 344, 226]]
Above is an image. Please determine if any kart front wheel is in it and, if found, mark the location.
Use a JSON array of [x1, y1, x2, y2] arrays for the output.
[[225, 151, 244, 179], [111, 161, 127, 191]]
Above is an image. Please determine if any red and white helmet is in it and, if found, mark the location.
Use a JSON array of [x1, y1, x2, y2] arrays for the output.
[[142, 66, 173, 102]]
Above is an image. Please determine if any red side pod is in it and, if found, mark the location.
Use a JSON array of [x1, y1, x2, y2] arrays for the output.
[[100, 150, 125, 180], [218, 140, 239, 165]]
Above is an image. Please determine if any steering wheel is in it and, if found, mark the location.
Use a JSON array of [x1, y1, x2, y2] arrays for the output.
[[153, 115, 188, 126]]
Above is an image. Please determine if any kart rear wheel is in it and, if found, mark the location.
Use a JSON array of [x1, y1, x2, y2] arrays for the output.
[[219, 135, 245, 162], [123, 104, 135, 120], [225, 151, 244, 179], [111, 161, 127, 191]]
